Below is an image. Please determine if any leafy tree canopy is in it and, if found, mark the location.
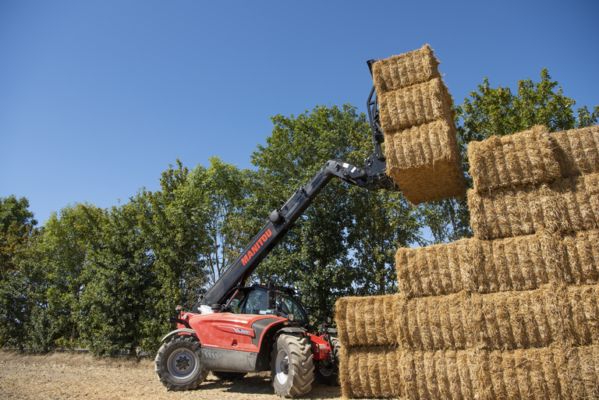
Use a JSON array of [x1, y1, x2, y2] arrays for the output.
[[0, 195, 37, 232]]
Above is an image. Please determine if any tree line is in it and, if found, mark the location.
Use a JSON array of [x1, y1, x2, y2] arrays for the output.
[[1, 69, 597, 355]]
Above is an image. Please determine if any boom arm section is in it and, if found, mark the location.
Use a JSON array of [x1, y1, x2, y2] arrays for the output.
[[195, 158, 398, 309]]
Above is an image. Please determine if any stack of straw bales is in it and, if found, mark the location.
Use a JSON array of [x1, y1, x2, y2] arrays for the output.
[[372, 45, 466, 205], [336, 124, 599, 399], [468, 125, 599, 240]]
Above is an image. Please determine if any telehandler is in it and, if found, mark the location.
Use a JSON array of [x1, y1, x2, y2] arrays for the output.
[[155, 60, 393, 397]]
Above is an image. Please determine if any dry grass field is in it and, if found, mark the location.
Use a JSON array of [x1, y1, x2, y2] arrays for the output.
[[0, 351, 341, 400]]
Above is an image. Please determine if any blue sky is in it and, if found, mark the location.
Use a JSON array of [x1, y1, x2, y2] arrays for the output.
[[1, 0, 598, 226]]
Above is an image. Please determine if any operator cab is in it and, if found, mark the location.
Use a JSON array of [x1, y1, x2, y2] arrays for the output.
[[223, 285, 309, 327]]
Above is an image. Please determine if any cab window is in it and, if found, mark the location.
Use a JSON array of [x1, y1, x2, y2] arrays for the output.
[[225, 290, 246, 314], [276, 294, 308, 326], [243, 290, 270, 315]]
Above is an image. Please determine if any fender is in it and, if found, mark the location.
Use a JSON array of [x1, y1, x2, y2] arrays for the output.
[[277, 327, 306, 336], [161, 328, 197, 342]]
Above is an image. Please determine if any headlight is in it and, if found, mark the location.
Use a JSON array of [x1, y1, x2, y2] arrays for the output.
[[287, 313, 295, 322]]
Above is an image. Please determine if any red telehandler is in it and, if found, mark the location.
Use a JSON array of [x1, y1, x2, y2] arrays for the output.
[[155, 60, 394, 397]]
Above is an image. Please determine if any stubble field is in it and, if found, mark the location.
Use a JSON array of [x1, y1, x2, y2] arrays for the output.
[[0, 351, 342, 400]]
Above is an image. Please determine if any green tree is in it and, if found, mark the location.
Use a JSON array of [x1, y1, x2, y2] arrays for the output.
[[458, 68, 599, 148], [0, 195, 38, 277], [0, 196, 40, 349], [0, 195, 37, 232], [185, 157, 256, 288], [76, 201, 156, 355]]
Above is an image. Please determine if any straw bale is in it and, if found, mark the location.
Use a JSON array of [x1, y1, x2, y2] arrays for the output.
[[387, 346, 599, 400], [335, 294, 403, 347], [468, 125, 562, 193], [341, 346, 405, 399], [385, 118, 466, 205], [394, 284, 599, 352], [395, 229, 597, 299], [552, 125, 599, 178], [339, 347, 353, 398], [337, 284, 599, 354], [563, 229, 599, 285], [378, 77, 454, 133], [371, 44, 441, 94], [561, 285, 599, 347], [468, 173, 599, 240]]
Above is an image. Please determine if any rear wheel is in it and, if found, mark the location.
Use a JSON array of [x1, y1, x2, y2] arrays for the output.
[[314, 337, 341, 386], [155, 335, 209, 391], [270, 334, 314, 397], [212, 371, 247, 382]]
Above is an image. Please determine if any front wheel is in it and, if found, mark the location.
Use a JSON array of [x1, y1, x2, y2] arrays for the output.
[[270, 334, 314, 397], [155, 335, 209, 391], [314, 337, 341, 386]]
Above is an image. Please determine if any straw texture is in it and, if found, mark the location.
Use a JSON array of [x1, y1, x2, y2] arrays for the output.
[[372, 44, 440, 94], [468, 173, 599, 240], [340, 345, 599, 399], [468, 126, 561, 193], [340, 346, 405, 399], [372, 45, 466, 204], [335, 294, 403, 348], [552, 125, 599, 178], [378, 77, 454, 133], [396, 284, 599, 351], [336, 285, 599, 351], [395, 229, 599, 298], [385, 118, 466, 205]]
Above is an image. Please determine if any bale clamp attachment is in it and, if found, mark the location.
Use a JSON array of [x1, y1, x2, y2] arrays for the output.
[[364, 59, 397, 191]]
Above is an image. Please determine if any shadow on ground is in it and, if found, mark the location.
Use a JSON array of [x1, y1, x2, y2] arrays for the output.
[[199, 374, 342, 399]]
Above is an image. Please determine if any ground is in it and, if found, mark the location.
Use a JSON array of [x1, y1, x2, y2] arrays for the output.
[[0, 351, 341, 400]]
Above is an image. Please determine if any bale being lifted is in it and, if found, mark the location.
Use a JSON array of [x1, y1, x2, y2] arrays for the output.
[[385, 118, 465, 205], [372, 44, 440, 93], [372, 45, 466, 205]]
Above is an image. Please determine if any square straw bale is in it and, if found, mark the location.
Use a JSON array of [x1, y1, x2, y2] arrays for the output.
[[395, 230, 590, 299], [378, 77, 454, 132], [560, 285, 599, 347], [385, 346, 599, 400], [340, 346, 405, 399], [335, 294, 403, 347], [552, 125, 599, 178], [468, 125, 562, 193], [394, 284, 599, 352], [371, 44, 441, 95], [385, 118, 466, 205], [338, 283, 599, 356], [467, 173, 599, 240], [562, 230, 599, 285]]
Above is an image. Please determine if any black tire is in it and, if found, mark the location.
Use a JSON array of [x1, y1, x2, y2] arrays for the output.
[[155, 335, 209, 391], [212, 371, 247, 382], [270, 334, 314, 398], [314, 337, 341, 386]]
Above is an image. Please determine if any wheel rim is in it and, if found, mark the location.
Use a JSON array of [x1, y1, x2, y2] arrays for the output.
[[275, 349, 290, 385], [167, 348, 198, 380]]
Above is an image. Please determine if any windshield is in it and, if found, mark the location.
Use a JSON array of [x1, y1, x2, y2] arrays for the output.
[[225, 289, 308, 326]]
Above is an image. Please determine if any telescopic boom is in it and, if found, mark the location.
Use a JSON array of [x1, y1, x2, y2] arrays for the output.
[[196, 156, 398, 309]]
